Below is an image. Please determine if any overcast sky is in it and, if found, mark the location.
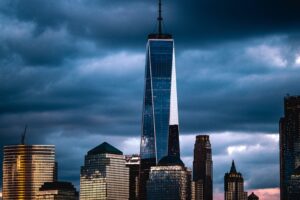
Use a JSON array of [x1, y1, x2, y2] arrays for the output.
[[1, 0, 300, 199]]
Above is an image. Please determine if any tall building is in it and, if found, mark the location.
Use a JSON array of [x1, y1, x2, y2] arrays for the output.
[[126, 155, 140, 200], [224, 161, 248, 200], [193, 135, 213, 200], [287, 166, 300, 200], [80, 142, 129, 200], [147, 155, 191, 200], [2, 144, 56, 200], [139, 0, 180, 198], [280, 95, 300, 200], [248, 192, 259, 200], [35, 181, 78, 200]]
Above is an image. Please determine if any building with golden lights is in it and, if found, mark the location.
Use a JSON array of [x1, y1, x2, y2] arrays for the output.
[[80, 142, 129, 200], [2, 145, 56, 200], [35, 181, 78, 200]]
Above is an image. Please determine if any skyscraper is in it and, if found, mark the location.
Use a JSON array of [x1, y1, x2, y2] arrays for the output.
[[280, 95, 300, 200], [224, 161, 248, 200], [193, 135, 213, 200], [80, 142, 129, 200], [35, 182, 78, 200], [2, 144, 56, 200], [287, 167, 300, 199], [147, 155, 191, 200], [139, 0, 180, 198], [126, 155, 140, 200]]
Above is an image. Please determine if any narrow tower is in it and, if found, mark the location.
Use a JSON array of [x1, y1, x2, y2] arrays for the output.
[[139, 0, 180, 199], [193, 135, 213, 200], [280, 95, 300, 200]]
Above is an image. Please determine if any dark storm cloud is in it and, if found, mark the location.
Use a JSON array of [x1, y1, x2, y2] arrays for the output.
[[1, 0, 300, 194]]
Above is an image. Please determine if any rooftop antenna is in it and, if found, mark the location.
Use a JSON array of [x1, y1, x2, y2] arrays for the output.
[[158, 0, 163, 35], [21, 125, 27, 145]]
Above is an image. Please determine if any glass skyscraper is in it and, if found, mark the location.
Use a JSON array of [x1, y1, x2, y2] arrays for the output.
[[139, 1, 180, 199], [2, 145, 56, 200]]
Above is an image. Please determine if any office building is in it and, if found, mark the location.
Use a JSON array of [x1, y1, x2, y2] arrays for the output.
[[139, 0, 180, 198], [126, 155, 140, 200], [286, 166, 300, 200], [147, 155, 191, 200], [2, 143, 56, 200], [35, 181, 78, 200], [80, 142, 129, 199], [280, 95, 300, 200], [224, 161, 247, 200], [248, 192, 259, 200], [193, 135, 213, 200]]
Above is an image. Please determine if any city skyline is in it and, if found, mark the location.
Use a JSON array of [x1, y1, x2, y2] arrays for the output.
[[1, 0, 300, 199]]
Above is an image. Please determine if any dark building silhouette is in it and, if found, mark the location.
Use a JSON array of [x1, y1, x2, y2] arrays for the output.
[[280, 95, 300, 200], [139, 0, 180, 199], [126, 155, 140, 200], [36, 181, 78, 200], [248, 192, 259, 200], [147, 155, 191, 200], [224, 161, 247, 200], [168, 125, 180, 157], [193, 135, 213, 200]]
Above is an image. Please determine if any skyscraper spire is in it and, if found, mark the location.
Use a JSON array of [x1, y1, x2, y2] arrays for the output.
[[21, 125, 27, 145], [158, 0, 163, 35], [230, 160, 237, 173]]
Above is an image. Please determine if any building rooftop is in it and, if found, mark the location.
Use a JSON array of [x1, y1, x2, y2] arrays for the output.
[[158, 155, 184, 167], [88, 142, 123, 155], [39, 182, 76, 191]]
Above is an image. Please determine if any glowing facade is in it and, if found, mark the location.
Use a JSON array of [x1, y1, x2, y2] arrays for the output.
[[80, 142, 129, 200], [2, 145, 56, 200]]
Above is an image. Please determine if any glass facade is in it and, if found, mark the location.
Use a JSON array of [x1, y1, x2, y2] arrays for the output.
[[146, 165, 191, 200], [80, 142, 129, 200], [2, 145, 56, 200], [280, 95, 300, 200], [139, 36, 180, 199]]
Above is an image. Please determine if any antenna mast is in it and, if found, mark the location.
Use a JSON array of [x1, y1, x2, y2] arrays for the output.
[[21, 125, 27, 145], [158, 0, 163, 35]]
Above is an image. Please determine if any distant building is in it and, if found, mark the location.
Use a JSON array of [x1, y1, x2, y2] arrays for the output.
[[193, 135, 213, 200], [35, 181, 78, 200], [2, 144, 56, 200], [147, 155, 191, 200], [224, 161, 247, 200], [80, 142, 129, 199], [248, 192, 259, 200], [126, 155, 140, 200], [280, 95, 300, 200]]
